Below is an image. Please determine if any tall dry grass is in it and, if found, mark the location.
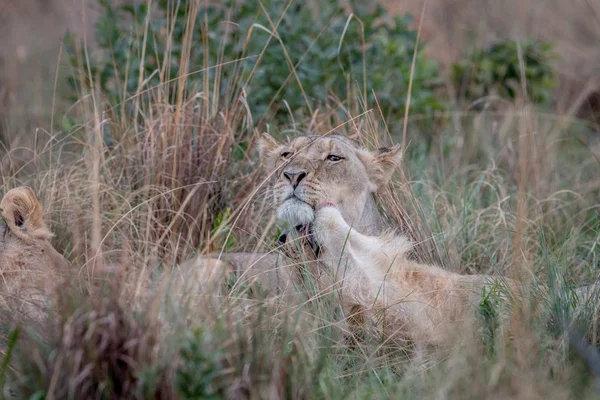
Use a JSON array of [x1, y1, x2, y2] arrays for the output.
[[0, 0, 597, 398]]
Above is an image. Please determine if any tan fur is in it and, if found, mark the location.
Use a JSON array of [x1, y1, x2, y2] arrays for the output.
[[0, 187, 233, 318], [312, 205, 515, 346], [200, 133, 594, 347], [0, 187, 70, 318], [187, 134, 404, 302], [0, 186, 53, 242], [258, 133, 400, 235], [258, 133, 515, 347], [184, 134, 402, 304]]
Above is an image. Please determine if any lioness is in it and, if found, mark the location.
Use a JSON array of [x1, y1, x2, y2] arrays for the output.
[[258, 133, 512, 346], [195, 134, 405, 290], [202, 133, 594, 347], [185, 134, 402, 296], [0, 187, 70, 317]]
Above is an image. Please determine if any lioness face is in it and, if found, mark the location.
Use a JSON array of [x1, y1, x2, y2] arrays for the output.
[[259, 134, 402, 229]]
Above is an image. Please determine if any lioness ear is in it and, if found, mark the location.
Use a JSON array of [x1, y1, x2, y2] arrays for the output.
[[257, 132, 282, 169], [0, 186, 52, 241], [359, 145, 403, 190]]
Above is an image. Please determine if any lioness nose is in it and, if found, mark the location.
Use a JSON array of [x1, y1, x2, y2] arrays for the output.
[[283, 170, 307, 188]]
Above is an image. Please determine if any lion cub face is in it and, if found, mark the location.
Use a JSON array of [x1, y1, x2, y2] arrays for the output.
[[258, 133, 402, 229]]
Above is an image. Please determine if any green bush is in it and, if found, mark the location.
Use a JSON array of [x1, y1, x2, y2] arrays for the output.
[[66, 0, 444, 126], [176, 329, 225, 399], [452, 39, 557, 106]]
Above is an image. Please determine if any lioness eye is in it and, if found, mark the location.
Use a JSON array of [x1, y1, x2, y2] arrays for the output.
[[281, 151, 293, 159], [326, 154, 343, 162]]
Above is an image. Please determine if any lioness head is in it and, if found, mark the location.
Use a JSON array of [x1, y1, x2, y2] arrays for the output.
[[0, 187, 69, 313], [259, 133, 402, 237]]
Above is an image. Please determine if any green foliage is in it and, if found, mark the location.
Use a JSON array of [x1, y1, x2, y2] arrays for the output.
[[477, 280, 506, 355], [65, 0, 444, 125], [176, 329, 225, 399], [211, 208, 236, 251], [452, 39, 556, 105]]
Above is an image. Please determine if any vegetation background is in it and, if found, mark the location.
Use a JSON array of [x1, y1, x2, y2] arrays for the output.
[[0, 0, 599, 398]]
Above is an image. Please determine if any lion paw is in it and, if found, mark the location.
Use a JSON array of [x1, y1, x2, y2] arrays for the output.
[[313, 205, 351, 247]]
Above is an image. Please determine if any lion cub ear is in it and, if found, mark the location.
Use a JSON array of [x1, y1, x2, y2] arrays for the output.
[[359, 145, 403, 190], [257, 132, 282, 169], [0, 186, 52, 241]]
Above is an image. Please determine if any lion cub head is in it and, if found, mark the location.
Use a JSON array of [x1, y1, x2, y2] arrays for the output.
[[258, 133, 402, 235], [0, 187, 69, 315]]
